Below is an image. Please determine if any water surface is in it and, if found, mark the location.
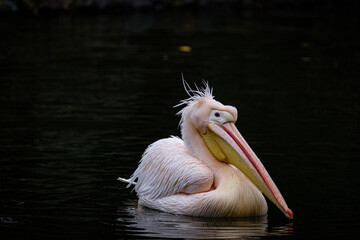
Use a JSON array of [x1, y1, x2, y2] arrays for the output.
[[0, 8, 359, 239]]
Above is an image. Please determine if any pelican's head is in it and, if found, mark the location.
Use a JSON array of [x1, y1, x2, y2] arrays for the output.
[[176, 79, 293, 219]]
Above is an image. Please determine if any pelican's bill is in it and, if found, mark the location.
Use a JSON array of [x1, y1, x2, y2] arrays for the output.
[[201, 122, 293, 219]]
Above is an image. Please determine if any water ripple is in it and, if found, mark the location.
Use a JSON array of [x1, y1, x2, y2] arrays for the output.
[[116, 201, 293, 239]]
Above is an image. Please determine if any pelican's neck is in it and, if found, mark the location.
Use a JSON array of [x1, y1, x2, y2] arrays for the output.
[[181, 120, 225, 176], [181, 119, 253, 191]]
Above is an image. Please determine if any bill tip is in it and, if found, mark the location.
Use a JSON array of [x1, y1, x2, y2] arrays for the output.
[[286, 208, 294, 219]]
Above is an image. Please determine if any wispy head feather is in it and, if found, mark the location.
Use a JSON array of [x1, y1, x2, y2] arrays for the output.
[[175, 74, 214, 127]]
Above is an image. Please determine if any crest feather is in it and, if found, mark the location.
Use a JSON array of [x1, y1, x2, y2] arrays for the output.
[[175, 74, 214, 127]]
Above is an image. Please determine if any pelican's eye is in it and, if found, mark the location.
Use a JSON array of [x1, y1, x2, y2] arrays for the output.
[[209, 110, 234, 125]]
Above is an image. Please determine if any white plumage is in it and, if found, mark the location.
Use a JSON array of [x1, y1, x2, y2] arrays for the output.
[[119, 80, 293, 219], [130, 137, 213, 200]]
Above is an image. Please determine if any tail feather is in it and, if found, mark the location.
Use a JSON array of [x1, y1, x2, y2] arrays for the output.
[[117, 177, 136, 186]]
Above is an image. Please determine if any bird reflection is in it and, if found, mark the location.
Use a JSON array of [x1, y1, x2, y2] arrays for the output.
[[116, 200, 293, 239]]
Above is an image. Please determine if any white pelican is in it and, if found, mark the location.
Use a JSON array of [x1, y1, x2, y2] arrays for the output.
[[119, 80, 293, 219]]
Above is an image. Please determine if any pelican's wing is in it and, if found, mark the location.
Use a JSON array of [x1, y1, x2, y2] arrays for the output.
[[128, 136, 214, 200]]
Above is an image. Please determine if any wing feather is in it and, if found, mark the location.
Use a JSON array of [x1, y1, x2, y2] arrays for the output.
[[128, 136, 213, 200]]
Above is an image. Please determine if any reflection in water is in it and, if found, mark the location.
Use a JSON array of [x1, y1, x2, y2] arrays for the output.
[[117, 201, 293, 239]]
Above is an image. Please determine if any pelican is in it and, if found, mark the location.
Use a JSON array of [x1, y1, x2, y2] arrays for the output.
[[119, 80, 293, 219]]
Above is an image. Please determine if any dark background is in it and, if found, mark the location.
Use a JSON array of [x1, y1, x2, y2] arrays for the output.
[[1, 0, 359, 239]]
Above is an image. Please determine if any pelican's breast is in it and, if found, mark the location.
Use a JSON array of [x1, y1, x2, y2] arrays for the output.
[[205, 165, 268, 217]]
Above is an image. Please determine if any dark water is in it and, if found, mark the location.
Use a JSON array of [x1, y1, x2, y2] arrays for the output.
[[1, 7, 359, 239]]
